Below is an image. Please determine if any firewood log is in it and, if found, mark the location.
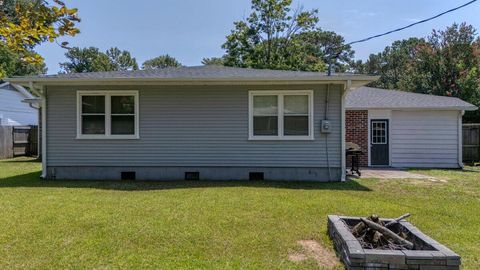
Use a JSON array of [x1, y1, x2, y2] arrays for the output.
[[373, 231, 383, 244], [352, 222, 365, 237], [385, 213, 411, 228], [352, 214, 378, 237], [360, 218, 414, 249]]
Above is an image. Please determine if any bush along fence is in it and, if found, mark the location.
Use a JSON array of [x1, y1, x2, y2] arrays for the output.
[[0, 125, 38, 159], [463, 123, 480, 163]]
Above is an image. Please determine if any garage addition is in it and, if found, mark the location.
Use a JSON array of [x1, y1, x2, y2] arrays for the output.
[[346, 87, 477, 168]]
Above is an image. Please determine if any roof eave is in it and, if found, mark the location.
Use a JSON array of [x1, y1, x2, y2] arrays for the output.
[[5, 76, 378, 87], [346, 106, 478, 111]]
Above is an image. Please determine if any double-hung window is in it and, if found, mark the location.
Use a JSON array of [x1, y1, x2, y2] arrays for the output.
[[249, 90, 313, 140], [77, 91, 139, 139]]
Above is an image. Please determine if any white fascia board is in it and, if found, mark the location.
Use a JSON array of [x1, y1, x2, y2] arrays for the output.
[[5, 76, 378, 87]]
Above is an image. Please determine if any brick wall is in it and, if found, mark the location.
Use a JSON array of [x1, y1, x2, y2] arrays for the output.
[[346, 110, 368, 167]]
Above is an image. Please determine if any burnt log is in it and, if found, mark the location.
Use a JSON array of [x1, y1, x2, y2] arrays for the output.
[[385, 213, 411, 228], [360, 218, 414, 249]]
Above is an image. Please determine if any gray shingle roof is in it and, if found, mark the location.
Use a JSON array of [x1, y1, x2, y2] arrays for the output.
[[8, 65, 375, 81], [346, 87, 477, 111]]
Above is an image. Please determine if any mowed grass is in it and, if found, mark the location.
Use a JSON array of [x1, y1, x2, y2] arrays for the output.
[[0, 158, 479, 269]]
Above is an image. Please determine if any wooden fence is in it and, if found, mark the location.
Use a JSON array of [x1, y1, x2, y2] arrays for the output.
[[0, 125, 38, 159], [463, 124, 480, 163]]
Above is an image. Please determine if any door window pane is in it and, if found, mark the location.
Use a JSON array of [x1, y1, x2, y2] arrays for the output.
[[111, 115, 135, 135], [82, 115, 105, 134], [111, 96, 135, 114], [253, 116, 278, 136], [82, 96, 105, 113], [372, 121, 387, 144]]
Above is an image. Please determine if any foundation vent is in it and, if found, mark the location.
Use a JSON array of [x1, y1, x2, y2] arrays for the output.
[[185, 172, 200, 180], [121, 171, 136, 180], [249, 172, 264, 181]]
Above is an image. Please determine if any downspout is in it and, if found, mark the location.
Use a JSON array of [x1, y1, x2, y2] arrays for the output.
[[41, 86, 47, 179], [341, 80, 352, 182], [458, 110, 465, 168], [30, 81, 47, 179]]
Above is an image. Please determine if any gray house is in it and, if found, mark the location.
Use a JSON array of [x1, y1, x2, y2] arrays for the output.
[[7, 66, 376, 181], [345, 87, 477, 168]]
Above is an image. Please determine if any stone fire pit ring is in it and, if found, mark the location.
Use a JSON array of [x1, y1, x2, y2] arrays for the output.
[[328, 215, 461, 270]]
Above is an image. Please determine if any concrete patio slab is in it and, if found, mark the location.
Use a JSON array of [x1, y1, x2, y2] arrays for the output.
[[353, 168, 441, 181]]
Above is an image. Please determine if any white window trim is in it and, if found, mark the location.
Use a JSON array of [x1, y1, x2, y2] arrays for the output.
[[76, 90, 139, 139], [248, 90, 314, 141]]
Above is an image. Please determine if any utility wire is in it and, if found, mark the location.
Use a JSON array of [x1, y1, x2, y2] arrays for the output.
[[327, 0, 479, 75], [346, 0, 478, 46]]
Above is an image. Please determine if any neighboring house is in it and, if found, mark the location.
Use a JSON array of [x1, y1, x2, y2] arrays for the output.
[[346, 87, 478, 168], [0, 82, 38, 126], [7, 66, 376, 181]]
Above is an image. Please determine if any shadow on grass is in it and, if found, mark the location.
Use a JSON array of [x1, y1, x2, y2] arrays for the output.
[[0, 171, 371, 191], [1, 157, 42, 164]]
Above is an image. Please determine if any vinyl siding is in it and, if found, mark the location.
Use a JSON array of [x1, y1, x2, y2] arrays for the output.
[[0, 85, 38, 126], [391, 110, 460, 168], [46, 84, 342, 168]]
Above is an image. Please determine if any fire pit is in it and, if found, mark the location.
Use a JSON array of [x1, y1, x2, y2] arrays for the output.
[[328, 215, 461, 270]]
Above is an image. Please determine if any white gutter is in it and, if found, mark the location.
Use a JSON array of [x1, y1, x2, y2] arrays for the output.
[[341, 80, 352, 182], [5, 77, 377, 89]]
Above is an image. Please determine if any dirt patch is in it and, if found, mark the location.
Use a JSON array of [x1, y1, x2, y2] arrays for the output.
[[288, 252, 308, 262], [288, 240, 340, 269]]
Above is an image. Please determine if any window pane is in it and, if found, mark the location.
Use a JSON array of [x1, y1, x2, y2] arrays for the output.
[[253, 116, 278, 136], [111, 115, 135, 135], [82, 115, 105, 134], [253, 96, 277, 115], [284, 95, 308, 115], [284, 116, 309, 136], [112, 96, 135, 114], [82, 96, 105, 113]]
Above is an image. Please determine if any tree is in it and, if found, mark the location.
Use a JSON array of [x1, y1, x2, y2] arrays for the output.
[[221, 0, 353, 72], [106, 47, 138, 71], [60, 47, 113, 73], [358, 23, 480, 122], [362, 38, 426, 89], [202, 57, 225, 65], [296, 29, 355, 72], [0, 43, 46, 78], [60, 47, 138, 73], [0, 0, 80, 64], [142, 55, 182, 69], [402, 23, 480, 122]]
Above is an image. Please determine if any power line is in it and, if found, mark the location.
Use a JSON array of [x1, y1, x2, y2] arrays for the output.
[[328, 0, 479, 74], [346, 0, 478, 46]]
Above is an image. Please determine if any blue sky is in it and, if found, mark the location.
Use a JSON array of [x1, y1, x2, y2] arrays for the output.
[[37, 0, 480, 74]]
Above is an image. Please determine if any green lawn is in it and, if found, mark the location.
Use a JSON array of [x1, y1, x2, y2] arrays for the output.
[[0, 158, 479, 269]]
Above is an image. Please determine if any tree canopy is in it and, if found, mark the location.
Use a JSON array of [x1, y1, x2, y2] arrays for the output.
[[60, 47, 138, 73], [0, 0, 80, 65], [0, 42, 46, 78], [202, 57, 225, 66], [142, 55, 182, 69], [221, 0, 353, 72], [355, 23, 480, 122]]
